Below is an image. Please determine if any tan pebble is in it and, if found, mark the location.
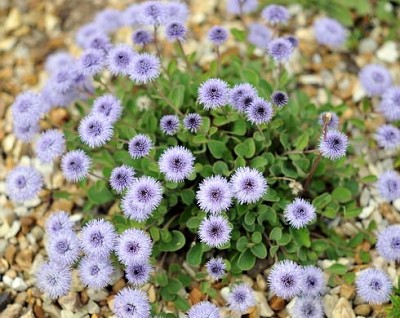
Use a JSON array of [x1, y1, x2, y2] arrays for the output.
[[112, 278, 125, 293], [4, 244, 17, 265], [256, 274, 267, 291], [5, 8, 22, 32], [340, 284, 355, 300], [14, 291, 27, 304], [0, 258, 9, 273], [33, 304, 45, 318], [148, 285, 156, 303], [81, 289, 89, 305], [269, 295, 285, 311], [354, 304, 371, 316], [15, 249, 34, 271], [188, 287, 204, 305]]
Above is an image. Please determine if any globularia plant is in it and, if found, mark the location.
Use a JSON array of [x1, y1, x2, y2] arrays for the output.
[[6, 0, 400, 317]]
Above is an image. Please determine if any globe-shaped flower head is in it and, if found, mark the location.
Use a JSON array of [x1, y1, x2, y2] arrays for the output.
[[113, 287, 151, 318], [61, 150, 91, 182], [160, 115, 180, 135], [247, 23, 271, 50], [132, 30, 153, 46], [284, 198, 317, 229], [140, 1, 167, 26], [186, 301, 220, 318], [376, 225, 400, 262], [376, 170, 400, 202], [78, 257, 114, 289], [208, 26, 228, 46], [125, 260, 153, 286], [110, 165, 136, 193], [198, 78, 229, 110], [375, 124, 400, 150], [199, 215, 231, 248], [80, 219, 116, 258], [183, 113, 202, 133], [246, 97, 273, 124], [293, 297, 324, 318], [116, 229, 153, 265], [271, 91, 289, 108], [206, 257, 226, 280], [79, 49, 105, 76], [319, 130, 348, 160], [11, 91, 43, 124], [300, 266, 325, 296], [128, 134, 153, 159], [78, 114, 113, 148], [197, 175, 232, 214], [229, 83, 258, 112], [164, 2, 189, 23], [129, 53, 160, 84], [359, 64, 392, 97], [262, 4, 290, 25], [91, 94, 122, 124], [35, 130, 66, 163], [36, 262, 72, 299], [314, 17, 347, 47], [230, 167, 267, 204], [107, 44, 136, 76], [379, 86, 400, 121], [47, 231, 80, 266], [45, 211, 74, 236], [6, 166, 43, 203], [268, 260, 302, 299], [268, 38, 293, 62], [227, 283, 256, 313], [227, 0, 258, 15], [158, 146, 195, 182], [14, 119, 40, 143], [355, 268, 392, 304], [165, 22, 187, 42]]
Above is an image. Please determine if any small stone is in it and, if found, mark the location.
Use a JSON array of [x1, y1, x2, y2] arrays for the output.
[[254, 291, 274, 317], [87, 300, 100, 314], [148, 285, 156, 303], [112, 278, 125, 293], [30, 226, 44, 241], [58, 292, 80, 311], [5, 8, 22, 32], [87, 289, 108, 302], [0, 292, 12, 311], [42, 303, 61, 318], [14, 291, 27, 304], [359, 205, 375, 219], [332, 297, 355, 318], [269, 295, 285, 311], [323, 294, 339, 318], [359, 38, 378, 54], [1, 304, 22, 318], [4, 244, 17, 264], [220, 308, 241, 318], [377, 41, 399, 63], [5, 221, 21, 239], [20, 310, 35, 318], [340, 285, 355, 300], [256, 274, 267, 291], [33, 304, 45, 318], [0, 258, 9, 274], [359, 188, 370, 207], [354, 304, 371, 316], [393, 198, 400, 212], [15, 249, 33, 271], [0, 239, 7, 256], [11, 277, 28, 291]]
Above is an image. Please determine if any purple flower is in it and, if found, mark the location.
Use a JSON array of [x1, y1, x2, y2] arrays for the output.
[[359, 64, 392, 97], [246, 97, 273, 125], [198, 78, 229, 110], [227, 0, 258, 15], [300, 266, 325, 296], [132, 30, 154, 46], [186, 301, 220, 318], [197, 175, 232, 214], [45, 51, 75, 74], [11, 91, 43, 124], [45, 211, 74, 236], [78, 114, 113, 148], [116, 229, 153, 265], [6, 166, 43, 203], [286, 35, 299, 48], [247, 23, 271, 50], [78, 257, 114, 289], [293, 296, 324, 318], [376, 225, 400, 262], [125, 260, 153, 286], [160, 115, 180, 135], [183, 113, 202, 133], [128, 134, 153, 159], [110, 165, 136, 193], [79, 49, 105, 76], [268, 38, 293, 62], [379, 86, 400, 121], [107, 44, 136, 76], [113, 287, 151, 318], [94, 9, 122, 33], [318, 112, 339, 131], [314, 17, 347, 47], [85, 32, 112, 52], [355, 268, 392, 304], [158, 146, 195, 182], [129, 53, 161, 84], [376, 170, 400, 202], [284, 198, 317, 229], [123, 4, 141, 26], [229, 83, 258, 112], [140, 1, 167, 26], [206, 257, 226, 280], [227, 283, 256, 313], [375, 124, 400, 150], [80, 219, 116, 258], [36, 261, 71, 299], [230, 167, 267, 204], [165, 22, 187, 42], [262, 4, 290, 25], [208, 26, 228, 46], [49, 67, 76, 93], [121, 176, 163, 222], [35, 129, 65, 163], [61, 149, 91, 183], [76, 23, 99, 48], [319, 130, 348, 160], [271, 91, 289, 108], [13, 119, 40, 143], [199, 215, 231, 248], [91, 94, 122, 124], [268, 260, 302, 299], [164, 2, 189, 23], [48, 231, 80, 266]]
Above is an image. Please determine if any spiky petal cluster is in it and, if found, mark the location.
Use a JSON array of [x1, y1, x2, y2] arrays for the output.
[[230, 167, 267, 204], [198, 78, 229, 110], [45, 211, 74, 236], [129, 53, 161, 84], [375, 125, 400, 150], [247, 23, 271, 50], [79, 49, 105, 76], [158, 146, 195, 182], [284, 198, 317, 229], [359, 64, 392, 97], [319, 130, 348, 160], [165, 22, 187, 42], [199, 215, 231, 248], [47, 232, 80, 266], [61, 150, 91, 183], [376, 225, 400, 262], [313, 17, 347, 47], [78, 257, 114, 289], [246, 97, 273, 124], [35, 129, 66, 163], [107, 44, 136, 76], [78, 114, 113, 148], [160, 115, 180, 135], [128, 134, 153, 159], [293, 296, 324, 318], [229, 83, 258, 112], [227, 0, 258, 15], [116, 229, 153, 266], [268, 260, 302, 299], [355, 268, 392, 304], [379, 86, 400, 121], [113, 287, 151, 318], [300, 266, 325, 296], [227, 283, 256, 313], [125, 261, 153, 286], [197, 175, 232, 214], [183, 113, 202, 133], [206, 257, 226, 280], [208, 26, 228, 45], [36, 262, 72, 299], [132, 30, 153, 46], [271, 91, 289, 108], [376, 170, 400, 202], [80, 219, 116, 258], [186, 301, 220, 318], [268, 38, 293, 62], [6, 166, 43, 203], [110, 165, 136, 193]]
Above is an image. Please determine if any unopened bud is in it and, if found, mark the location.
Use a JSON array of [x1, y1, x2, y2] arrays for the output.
[[322, 112, 332, 125]]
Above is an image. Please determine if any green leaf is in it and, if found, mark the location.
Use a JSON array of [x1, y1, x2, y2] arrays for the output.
[[174, 296, 190, 311], [241, 69, 259, 86], [236, 236, 249, 252], [237, 249, 256, 270], [250, 243, 267, 259], [312, 193, 332, 209], [251, 232, 262, 244], [53, 191, 71, 199], [181, 189, 195, 205], [311, 239, 329, 252], [327, 263, 348, 275], [186, 244, 203, 266], [332, 187, 352, 203], [232, 119, 247, 136], [270, 227, 282, 241], [156, 272, 168, 287], [158, 231, 186, 252], [291, 228, 311, 248], [231, 28, 246, 41], [208, 140, 227, 159], [169, 85, 184, 108], [294, 132, 309, 151], [168, 278, 183, 293], [87, 181, 114, 205]]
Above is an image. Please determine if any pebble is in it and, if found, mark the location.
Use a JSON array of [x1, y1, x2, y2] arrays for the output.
[[359, 38, 378, 54], [340, 285, 355, 300], [332, 297, 355, 318], [0, 239, 7, 256], [354, 304, 371, 316], [359, 205, 375, 219], [58, 292, 80, 311], [323, 294, 339, 318], [0, 304, 22, 318], [254, 291, 274, 317], [5, 221, 21, 239], [393, 198, 400, 212], [256, 274, 267, 291], [87, 300, 100, 314], [0, 292, 12, 311], [377, 41, 399, 63], [87, 289, 108, 302], [11, 277, 28, 291], [42, 303, 61, 318], [359, 188, 370, 207]]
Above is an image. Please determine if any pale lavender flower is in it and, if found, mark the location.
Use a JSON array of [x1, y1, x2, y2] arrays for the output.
[[198, 78, 229, 110], [230, 167, 267, 204], [183, 113, 202, 133], [11, 91, 43, 124], [164, 2, 189, 23], [271, 91, 289, 108], [284, 198, 317, 229], [48, 231, 80, 266], [128, 134, 153, 158], [197, 175, 232, 214], [228, 283, 256, 313], [186, 301, 220, 318], [78, 257, 114, 289], [45, 211, 74, 236], [35, 129, 65, 163], [247, 23, 271, 50], [45, 51, 75, 74], [13, 119, 40, 143], [229, 83, 258, 112], [359, 64, 392, 97], [80, 219, 116, 258], [319, 130, 348, 160], [375, 124, 400, 150], [268, 38, 293, 62], [165, 22, 187, 42], [125, 261, 153, 286], [91, 94, 122, 124], [116, 229, 153, 265], [160, 115, 180, 135], [376, 225, 400, 262], [379, 86, 400, 121], [206, 257, 226, 280], [268, 260, 302, 299], [121, 176, 163, 222], [246, 97, 273, 124], [107, 44, 136, 76], [110, 165, 136, 193], [158, 146, 195, 182], [300, 266, 325, 296], [6, 166, 43, 203], [50, 67, 76, 93], [132, 30, 154, 46], [293, 297, 324, 318], [208, 26, 228, 45], [94, 9, 122, 33], [36, 261, 71, 299], [113, 287, 151, 318], [355, 268, 392, 304], [318, 112, 339, 130], [313, 17, 347, 47], [199, 215, 231, 248], [61, 150, 91, 183], [85, 32, 112, 52], [124, 4, 141, 26], [76, 23, 99, 48], [41, 81, 78, 108], [262, 4, 290, 25], [376, 170, 400, 202], [227, 0, 258, 15], [79, 49, 105, 76], [140, 1, 167, 26], [129, 53, 161, 84], [286, 35, 299, 48], [78, 114, 113, 148]]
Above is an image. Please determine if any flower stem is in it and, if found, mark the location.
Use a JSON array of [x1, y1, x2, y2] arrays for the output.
[[153, 25, 161, 57], [150, 82, 183, 115], [177, 40, 194, 75], [88, 171, 107, 181], [216, 45, 221, 76]]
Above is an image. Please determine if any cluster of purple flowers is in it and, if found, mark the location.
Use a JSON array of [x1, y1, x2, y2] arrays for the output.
[[160, 113, 203, 135]]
